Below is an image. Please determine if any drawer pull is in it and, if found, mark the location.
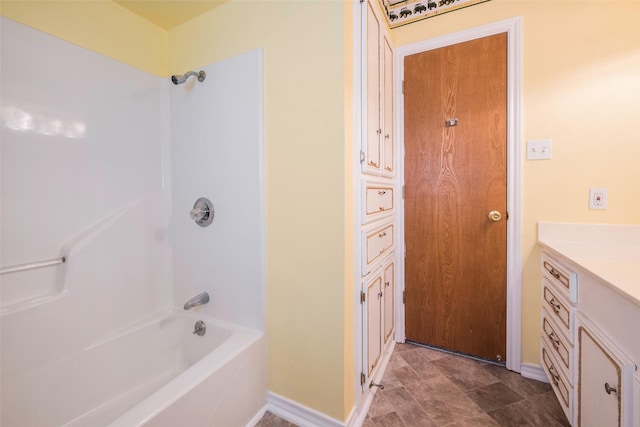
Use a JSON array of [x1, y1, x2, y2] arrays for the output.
[[385, 281, 390, 287], [385, 166, 392, 171], [368, 160, 379, 167], [378, 232, 387, 238], [377, 128, 382, 135], [549, 268, 561, 279], [548, 363, 560, 386], [378, 190, 386, 195], [379, 206, 385, 211], [604, 382, 617, 395], [378, 291, 383, 298], [385, 133, 390, 139], [548, 298, 561, 314], [547, 331, 561, 348]]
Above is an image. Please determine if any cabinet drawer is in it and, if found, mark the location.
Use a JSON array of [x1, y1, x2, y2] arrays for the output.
[[543, 280, 573, 338], [541, 345, 573, 423], [362, 222, 394, 275], [362, 182, 394, 224], [542, 309, 572, 381], [542, 253, 578, 303]]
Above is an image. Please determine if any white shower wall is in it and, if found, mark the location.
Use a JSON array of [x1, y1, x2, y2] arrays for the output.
[[0, 17, 172, 317], [169, 49, 265, 332], [1, 16, 264, 353]]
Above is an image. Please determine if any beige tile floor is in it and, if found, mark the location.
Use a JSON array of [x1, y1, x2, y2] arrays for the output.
[[256, 343, 570, 427]]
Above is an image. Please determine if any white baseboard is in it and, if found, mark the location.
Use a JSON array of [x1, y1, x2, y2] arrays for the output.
[[520, 362, 548, 383], [267, 392, 346, 427]]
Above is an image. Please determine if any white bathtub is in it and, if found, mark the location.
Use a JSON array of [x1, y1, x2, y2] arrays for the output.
[[1, 310, 266, 427]]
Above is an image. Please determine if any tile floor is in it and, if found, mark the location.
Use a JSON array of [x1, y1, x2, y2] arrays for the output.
[[256, 342, 570, 427]]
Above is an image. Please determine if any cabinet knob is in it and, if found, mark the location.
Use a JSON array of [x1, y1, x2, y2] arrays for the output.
[[604, 382, 617, 395]]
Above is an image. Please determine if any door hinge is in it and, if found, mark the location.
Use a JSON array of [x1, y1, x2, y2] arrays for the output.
[[402, 185, 405, 199], [360, 291, 366, 303], [403, 290, 406, 304], [360, 372, 366, 385], [402, 80, 405, 95], [360, 151, 365, 164]]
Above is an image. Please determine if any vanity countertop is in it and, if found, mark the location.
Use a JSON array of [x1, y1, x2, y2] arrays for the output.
[[538, 222, 640, 307]]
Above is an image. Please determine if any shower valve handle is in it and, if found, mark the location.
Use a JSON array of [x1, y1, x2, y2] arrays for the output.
[[190, 207, 209, 221]]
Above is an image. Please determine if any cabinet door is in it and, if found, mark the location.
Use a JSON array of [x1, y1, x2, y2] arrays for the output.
[[577, 316, 635, 427], [381, 33, 394, 178], [365, 276, 382, 376], [363, 0, 382, 175], [383, 260, 395, 343]]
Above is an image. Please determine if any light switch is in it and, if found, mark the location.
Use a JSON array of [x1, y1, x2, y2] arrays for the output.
[[527, 139, 552, 160]]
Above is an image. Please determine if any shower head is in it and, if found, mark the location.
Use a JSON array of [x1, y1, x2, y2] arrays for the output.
[[171, 70, 206, 85]]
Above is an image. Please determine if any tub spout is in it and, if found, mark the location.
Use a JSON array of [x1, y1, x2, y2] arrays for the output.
[[184, 292, 210, 310]]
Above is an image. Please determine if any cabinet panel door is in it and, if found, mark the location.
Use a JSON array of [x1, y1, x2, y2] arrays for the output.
[[382, 33, 394, 177], [578, 325, 621, 426], [366, 276, 382, 376], [363, 0, 382, 175], [383, 260, 395, 343]]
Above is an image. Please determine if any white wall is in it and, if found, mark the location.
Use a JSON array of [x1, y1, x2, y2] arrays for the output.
[[0, 17, 171, 380], [169, 49, 265, 332]]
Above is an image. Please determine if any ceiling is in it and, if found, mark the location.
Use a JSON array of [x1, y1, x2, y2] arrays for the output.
[[114, 0, 229, 30]]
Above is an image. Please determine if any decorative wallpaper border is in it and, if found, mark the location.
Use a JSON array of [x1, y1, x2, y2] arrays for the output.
[[379, 0, 491, 28]]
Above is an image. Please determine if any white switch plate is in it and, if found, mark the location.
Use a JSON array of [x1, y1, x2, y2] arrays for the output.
[[589, 188, 607, 210], [526, 139, 552, 160]]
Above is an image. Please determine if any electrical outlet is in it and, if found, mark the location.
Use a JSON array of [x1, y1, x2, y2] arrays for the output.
[[526, 139, 552, 160], [589, 188, 607, 210]]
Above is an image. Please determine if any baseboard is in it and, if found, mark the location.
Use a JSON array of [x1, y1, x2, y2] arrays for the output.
[[264, 340, 397, 427], [267, 392, 346, 427], [520, 362, 549, 383]]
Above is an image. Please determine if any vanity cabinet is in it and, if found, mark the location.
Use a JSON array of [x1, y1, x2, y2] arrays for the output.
[[362, 0, 394, 178], [539, 237, 639, 427]]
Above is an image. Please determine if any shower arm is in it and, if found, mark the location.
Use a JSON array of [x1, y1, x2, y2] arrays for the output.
[[171, 70, 206, 85]]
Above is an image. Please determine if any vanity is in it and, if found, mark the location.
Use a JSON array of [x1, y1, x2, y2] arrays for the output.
[[537, 222, 640, 426]]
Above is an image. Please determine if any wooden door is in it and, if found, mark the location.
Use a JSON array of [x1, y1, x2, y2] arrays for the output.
[[404, 34, 507, 362]]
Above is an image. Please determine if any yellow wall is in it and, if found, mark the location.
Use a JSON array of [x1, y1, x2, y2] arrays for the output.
[[0, 0, 168, 76], [391, 0, 640, 364], [168, 1, 354, 420]]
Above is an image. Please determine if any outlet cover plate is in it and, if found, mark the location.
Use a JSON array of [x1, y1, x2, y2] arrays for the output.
[[589, 188, 607, 210], [526, 139, 552, 160]]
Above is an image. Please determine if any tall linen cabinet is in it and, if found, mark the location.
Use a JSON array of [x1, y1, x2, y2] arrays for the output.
[[359, 0, 397, 393]]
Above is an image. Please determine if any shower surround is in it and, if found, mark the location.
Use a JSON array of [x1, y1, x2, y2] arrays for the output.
[[0, 17, 265, 426]]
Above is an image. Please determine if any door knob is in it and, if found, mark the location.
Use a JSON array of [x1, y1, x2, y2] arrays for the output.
[[488, 210, 502, 222]]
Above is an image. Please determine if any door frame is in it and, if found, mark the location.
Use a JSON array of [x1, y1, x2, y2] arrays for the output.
[[395, 17, 523, 372]]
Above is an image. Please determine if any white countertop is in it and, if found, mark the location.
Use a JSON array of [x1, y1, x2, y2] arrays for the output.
[[538, 222, 640, 307]]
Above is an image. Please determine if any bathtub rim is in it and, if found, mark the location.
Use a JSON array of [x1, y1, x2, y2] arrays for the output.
[[105, 308, 264, 427]]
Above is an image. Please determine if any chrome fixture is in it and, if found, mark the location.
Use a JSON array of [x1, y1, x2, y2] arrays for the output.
[[190, 197, 214, 227], [369, 381, 385, 390], [193, 320, 206, 336], [184, 292, 210, 310], [1, 256, 66, 275], [171, 70, 206, 85]]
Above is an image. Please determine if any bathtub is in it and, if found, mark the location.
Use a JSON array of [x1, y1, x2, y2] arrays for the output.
[[1, 310, 266, 427]]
